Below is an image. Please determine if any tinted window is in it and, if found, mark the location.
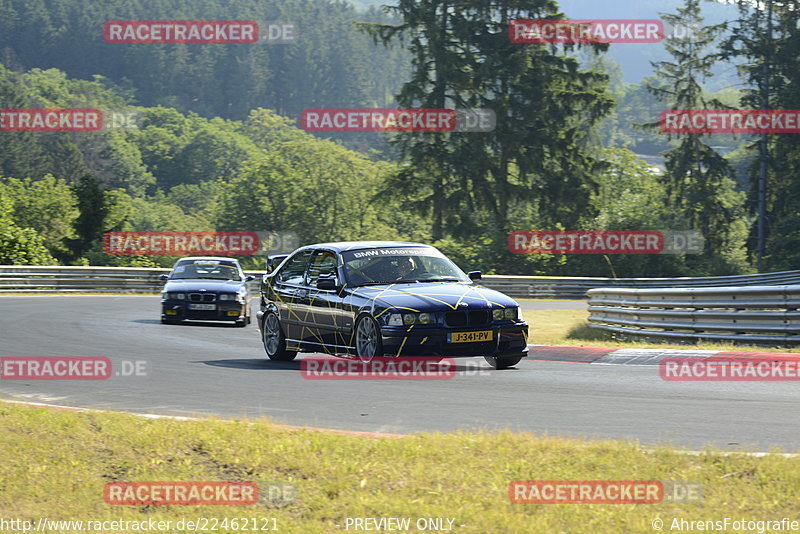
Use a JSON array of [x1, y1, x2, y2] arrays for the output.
[[277, 250, 313, 285], [306, 250, 338, 286], [342, 248, 469, 286], [171, 259, 242, 281]]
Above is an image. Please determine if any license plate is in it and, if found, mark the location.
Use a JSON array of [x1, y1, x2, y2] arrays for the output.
[[449, 330, 493, 343], [189, 303, 216, 310]]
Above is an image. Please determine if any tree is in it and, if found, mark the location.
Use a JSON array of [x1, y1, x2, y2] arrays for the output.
[[68, 174, 110, 260], [0, 191, 56, 265], [216, 137, 401, 244], [0, 174, 79, 259], [647, 0, 748, 273], [723, 1, 800, 269], [360, 0, 614, 244]]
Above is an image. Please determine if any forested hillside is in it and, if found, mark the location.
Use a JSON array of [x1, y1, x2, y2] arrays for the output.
[[0, 0, 408, 121], [1, 0, 797, 276], [0, 65, 409, 269]]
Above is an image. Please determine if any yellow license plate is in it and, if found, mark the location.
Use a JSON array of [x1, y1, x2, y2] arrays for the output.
[[449, 330, 493, 343], [226, 311, 240, 316]]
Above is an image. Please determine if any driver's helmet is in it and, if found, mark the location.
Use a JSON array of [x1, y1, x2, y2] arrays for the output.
[[389, 256, 415, 279]]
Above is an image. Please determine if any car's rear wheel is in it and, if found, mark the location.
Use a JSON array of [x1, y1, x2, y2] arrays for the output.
[[263, 312, 297, 361], [484, 355, 523, 370], [355, 315, 382, 363]]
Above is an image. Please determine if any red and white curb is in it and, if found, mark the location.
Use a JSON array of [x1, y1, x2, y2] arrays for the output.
[[526, 345, 800, 365]]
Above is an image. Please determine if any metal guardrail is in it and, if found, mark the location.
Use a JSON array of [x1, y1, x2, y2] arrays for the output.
[[479, 271, 800, 299], [0, 266, 266, 295], [587, 286, 800, 344], [1, 266, 800, 299]]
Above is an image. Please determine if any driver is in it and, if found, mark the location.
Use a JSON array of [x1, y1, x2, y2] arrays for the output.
[[390, 257, 415, 281]]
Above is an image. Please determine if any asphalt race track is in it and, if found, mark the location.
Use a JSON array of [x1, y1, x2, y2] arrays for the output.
[[1, 296, 798, 452]]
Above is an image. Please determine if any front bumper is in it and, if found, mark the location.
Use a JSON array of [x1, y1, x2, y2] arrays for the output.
[[161, 300, 246, 322], [379, 322, 528, 358]]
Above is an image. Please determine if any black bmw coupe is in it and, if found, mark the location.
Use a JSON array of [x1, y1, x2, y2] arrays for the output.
[[160, 257, 254, 326], [257, 241, 528, 369]]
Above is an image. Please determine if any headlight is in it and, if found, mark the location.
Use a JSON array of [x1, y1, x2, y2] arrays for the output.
[[418, 313, 435, 324], [168, 292, 185, 300], [219, 294, 236, 301], [387, 314, 403, 326], [493, 307, 519, 321], [387, 312, 436, 326]]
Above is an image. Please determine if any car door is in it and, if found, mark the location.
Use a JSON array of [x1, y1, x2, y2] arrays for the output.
[[304, 249, 342, 350], [272, 249, 313, 342]]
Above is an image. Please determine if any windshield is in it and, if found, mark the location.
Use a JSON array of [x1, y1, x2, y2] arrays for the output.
[[342, 248, 470, 286], [170, 261, 242, 281]]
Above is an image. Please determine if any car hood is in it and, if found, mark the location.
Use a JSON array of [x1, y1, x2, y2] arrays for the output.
[[163, 279, 244, 293], [350, 282, 518, 311]]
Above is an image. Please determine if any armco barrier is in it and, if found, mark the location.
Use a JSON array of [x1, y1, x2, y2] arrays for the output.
[[0, 266, 265, 294], [587, 285, 800, 344], [1, 266, 800, 298]]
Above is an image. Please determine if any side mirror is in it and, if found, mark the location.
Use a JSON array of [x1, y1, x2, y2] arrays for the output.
[[266, 253, 289, 274], [245, 275, 255, 282], [317, 277, 337, 290], [159, 274, 169, 281], [467, 271, 482, 281]]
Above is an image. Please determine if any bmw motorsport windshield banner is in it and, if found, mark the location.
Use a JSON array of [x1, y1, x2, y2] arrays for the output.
[[341, 247, 445, 262]]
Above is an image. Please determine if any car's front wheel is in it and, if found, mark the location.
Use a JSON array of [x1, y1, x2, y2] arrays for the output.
[[484, 355, 523, 370], [355, 315, 382, 363], [262, 312, 297, 361]]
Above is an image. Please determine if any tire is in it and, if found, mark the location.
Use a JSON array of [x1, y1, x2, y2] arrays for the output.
[[484, 355, 523, 370], [161, 317, 179, 324], [262, 312, 297, 361], [354, 315, 382, 363], [234, 319, 247, 328]]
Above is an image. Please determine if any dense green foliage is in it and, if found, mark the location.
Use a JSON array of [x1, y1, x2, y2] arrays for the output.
[[0, 0, 408, 122], [0, 0, 796, 275]]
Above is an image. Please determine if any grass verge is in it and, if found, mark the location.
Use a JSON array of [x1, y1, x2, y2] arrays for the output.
[[1, 404, 799, 533], [523, 308, 800, 353]]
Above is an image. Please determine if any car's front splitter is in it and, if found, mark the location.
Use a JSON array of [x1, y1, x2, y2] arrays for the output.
[[379, 323, 528, 358]]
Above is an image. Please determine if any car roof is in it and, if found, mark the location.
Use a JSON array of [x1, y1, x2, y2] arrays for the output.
[[300, 241, 433, 252], [175, 256, 242, 263]]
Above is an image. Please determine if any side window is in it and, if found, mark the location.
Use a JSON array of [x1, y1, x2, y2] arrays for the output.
[[277, 250, 313, 285], [306, 250, 337, 286]]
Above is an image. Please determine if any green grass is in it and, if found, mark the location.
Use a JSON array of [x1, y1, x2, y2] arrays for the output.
[[523, 308, 800, 353], [1, 404, 799, 533]]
